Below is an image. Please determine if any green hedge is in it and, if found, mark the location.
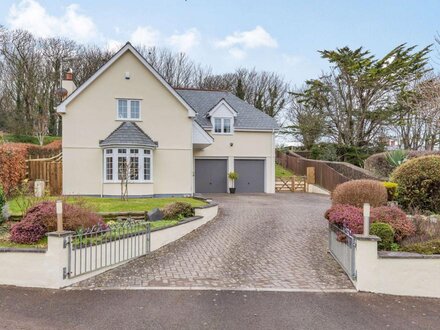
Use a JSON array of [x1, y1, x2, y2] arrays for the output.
[[370, 222, 394, 250], [391, 156, 440, 213]]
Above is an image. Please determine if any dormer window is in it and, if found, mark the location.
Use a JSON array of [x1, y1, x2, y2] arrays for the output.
[[208, 99, 236, 135], [117, 99, 141, 120], [214, 118, 231, 134]]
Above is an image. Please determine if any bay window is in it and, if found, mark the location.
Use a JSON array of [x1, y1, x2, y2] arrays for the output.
[[104, 148, 152, 182]]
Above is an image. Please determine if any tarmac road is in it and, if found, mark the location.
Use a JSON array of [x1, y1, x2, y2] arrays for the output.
[[0, 287, 439, 330]]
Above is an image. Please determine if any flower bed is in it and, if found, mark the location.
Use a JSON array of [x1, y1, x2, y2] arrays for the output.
[[326, 176, 439, 255], [0, 198, 208, 249]]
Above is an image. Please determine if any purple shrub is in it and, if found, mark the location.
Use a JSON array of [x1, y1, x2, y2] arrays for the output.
[[10, 201, 105, 244], [325, 204, 364, 234]]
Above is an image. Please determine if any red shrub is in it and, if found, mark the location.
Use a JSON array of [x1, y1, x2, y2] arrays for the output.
[[0, 141, 62, 196], [0, 143, 27, 196], [325, 204, 364, 234], [371, 206, 415, 242], [10, 201, 105, 244]]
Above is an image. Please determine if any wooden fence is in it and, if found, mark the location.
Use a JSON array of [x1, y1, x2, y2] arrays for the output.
[[27, 153, 62, 195], [276, 150, 383, 192], [276, 151, 350, 192]]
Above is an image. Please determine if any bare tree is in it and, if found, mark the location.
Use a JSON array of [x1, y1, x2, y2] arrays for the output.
[[283, 89, 326, 149], [393, 74, 440, 150]]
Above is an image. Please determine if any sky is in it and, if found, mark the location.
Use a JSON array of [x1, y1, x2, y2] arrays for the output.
[[0, 0, 439, 85]]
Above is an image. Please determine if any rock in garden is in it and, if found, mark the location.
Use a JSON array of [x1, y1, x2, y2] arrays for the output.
[[147, 208, 164, 221]]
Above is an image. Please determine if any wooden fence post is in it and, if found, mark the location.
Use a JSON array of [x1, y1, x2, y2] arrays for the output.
[[306, 167, 316, 184]]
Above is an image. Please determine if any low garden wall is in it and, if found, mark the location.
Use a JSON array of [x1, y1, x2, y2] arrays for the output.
[[354, 235, 440, 298], [0, 202, 218, 289]]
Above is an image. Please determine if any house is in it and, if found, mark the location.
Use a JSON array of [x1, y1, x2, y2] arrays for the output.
[[57, 43, 278, 197]]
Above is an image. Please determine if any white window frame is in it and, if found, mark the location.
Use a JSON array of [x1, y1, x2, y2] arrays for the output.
[[212, 117, 233, 135], [104, 147, 153, 183], [116, 99, 142, 121]]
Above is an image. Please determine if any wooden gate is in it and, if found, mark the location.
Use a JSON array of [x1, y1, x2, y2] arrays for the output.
[[27, 153, 62, 195], [275, 176, 306, 192]]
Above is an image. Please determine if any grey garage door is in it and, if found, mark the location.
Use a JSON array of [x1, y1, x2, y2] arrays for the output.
[[195, 159, 228, 193], [234, 159, 265, 193]]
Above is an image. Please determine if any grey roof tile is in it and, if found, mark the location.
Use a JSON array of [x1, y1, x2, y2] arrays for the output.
[[100, 122, 157, 148], [176, 89, 279, 130]]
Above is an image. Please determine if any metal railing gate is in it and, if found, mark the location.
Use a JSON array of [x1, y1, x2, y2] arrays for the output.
[[328, 224, 357, 280], [64, 221, 150, 279]]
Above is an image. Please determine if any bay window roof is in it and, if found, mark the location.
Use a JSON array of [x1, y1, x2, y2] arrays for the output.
[[99, 121, 157, 148]]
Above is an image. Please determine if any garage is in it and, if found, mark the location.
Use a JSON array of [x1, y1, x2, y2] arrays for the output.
[[234, 159, 265, 193], [195, 159, 228, 193]]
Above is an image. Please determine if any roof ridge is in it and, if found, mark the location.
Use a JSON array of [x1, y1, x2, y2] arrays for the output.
[[130, 121, 155, 142], [174, 87, 229, 92]]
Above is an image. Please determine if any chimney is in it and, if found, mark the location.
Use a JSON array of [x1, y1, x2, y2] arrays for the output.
[[62, 68, 76, 98]]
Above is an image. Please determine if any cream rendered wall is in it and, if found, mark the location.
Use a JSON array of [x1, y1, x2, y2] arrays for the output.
[[62, 51, 193, 196], [354, 237, 440, 298], [194, 131, 276, 193]]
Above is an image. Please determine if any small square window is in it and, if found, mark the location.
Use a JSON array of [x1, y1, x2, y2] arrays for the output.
[[118, 148, 127, 154], [144, 149, 150, 154], [105, 149, 113, 154], [130, 149, 139, 154]]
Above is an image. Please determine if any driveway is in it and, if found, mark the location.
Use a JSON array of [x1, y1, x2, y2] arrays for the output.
[[75, 193, 353, 290]]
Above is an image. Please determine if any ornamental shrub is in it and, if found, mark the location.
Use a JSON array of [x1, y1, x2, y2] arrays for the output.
[[364, 152, 394, 178], [370, 206, 415, 242], [391, 155, 440, 213], [370, 222, 394, 250], [402, 214, 440, 245], [383, 182, 398, 201], [365, 150, 440, 178], [324, 204, 364, 234], [332, 179, 388, 208], [162, 202, 194, 220], [400, 239, 440, 255], [10, 201, 105, 244], [0, 143, 28, 196]]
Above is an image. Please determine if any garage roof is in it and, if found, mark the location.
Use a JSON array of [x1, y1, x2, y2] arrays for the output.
[[176, 89, 279, 131]]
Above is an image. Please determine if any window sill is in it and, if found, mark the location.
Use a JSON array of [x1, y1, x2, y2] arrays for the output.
[[103, 181, 153, 184], [115, 119, 143, 122], [212, 133, 234, 136]]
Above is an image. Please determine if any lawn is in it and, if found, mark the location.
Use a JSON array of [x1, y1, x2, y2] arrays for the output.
[[0, 134, 61, 145], [7, 196, 206, 216], [275, 163, 293, 177]]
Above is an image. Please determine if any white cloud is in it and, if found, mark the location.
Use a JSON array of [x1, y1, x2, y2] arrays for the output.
[[7, 0, 96, 42], [167, 28, 200, 53], [215, 26, 278, 49], [106, 39, 123, 52], [228, 48, 247, 60], [130, 26, 160, 47]]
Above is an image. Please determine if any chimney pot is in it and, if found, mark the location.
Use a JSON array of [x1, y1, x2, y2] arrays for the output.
[[65, 68, 73, 81]]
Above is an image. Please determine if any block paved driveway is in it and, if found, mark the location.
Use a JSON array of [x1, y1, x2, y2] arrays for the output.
[[75, 193, 353, 290]]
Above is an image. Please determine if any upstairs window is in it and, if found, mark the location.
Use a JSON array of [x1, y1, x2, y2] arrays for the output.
[[213, 118, 232, 134], [117, 99, 141, 120]]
